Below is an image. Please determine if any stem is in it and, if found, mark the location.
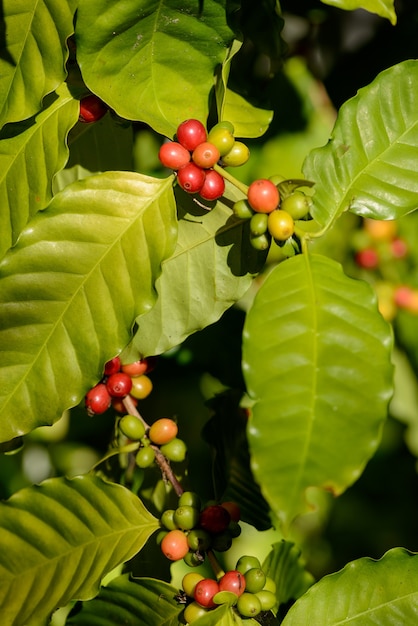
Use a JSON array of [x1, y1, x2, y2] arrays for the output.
[[213, 163, 249, 197], [206, 550, 225, 580], [123, 396, 148, 429]]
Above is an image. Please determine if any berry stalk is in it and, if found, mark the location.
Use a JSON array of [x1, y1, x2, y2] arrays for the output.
[[213, 163, 249, 197]]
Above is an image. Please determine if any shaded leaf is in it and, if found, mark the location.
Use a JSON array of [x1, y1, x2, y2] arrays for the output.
[[76, 0, 235, 138], [0, 475, 159, 625], [320, 0, 396, 24], [0, 172, 177, 442], [263, 541, 314, 607], [126, 183, 265, 358], [0, 0, 77, 128], [0, 82, 79, 260], [67, 575, 181, 625], [303, 60, 418, 233], [282, 548, 418, 625], [242, 254, 394, 530]]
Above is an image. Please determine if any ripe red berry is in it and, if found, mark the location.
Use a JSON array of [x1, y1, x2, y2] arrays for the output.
[[112, 395, 138, 413], [192, 142, 220, 169], [199, 169, 225, 201], [104, 356, 121, 376], [220, 501, 241, 522], [355, 248, 379, 269], [85, 383, 111, 415], [105, 372, 133, 398], [177, 162, 206, 193], [219, 570, 246, 596], [176, 119, 207, 151], [160, 529, 189, 561], [158, 141, 191, 170], [391, 237, 408, 259], [79, 94, 108, 123], [247, 179, 280, 213], [194, 578, 219, 608], [199, 504, 231, 534], [121, 359, 150, 377]]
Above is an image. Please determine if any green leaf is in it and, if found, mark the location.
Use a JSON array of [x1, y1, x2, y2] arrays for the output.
[[0, 475, 159, 626], [242, 254, 394, 530], [0, 0, 77, 129], [303, 60, 418, 233], [263, 541, 314, 606], [76, 0, 235, 138], [216, 40, 273, 139], [0, 83, 79, 260], [0, 172, 177, 442], [126, 183, 265, 358], [320, 0, 396, 25], [282, 548, 418, 625], [67, 575, 181, 625]]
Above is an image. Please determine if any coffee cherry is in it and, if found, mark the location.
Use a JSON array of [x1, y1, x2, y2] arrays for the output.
[[208, 124, 235, 156], [182, 572, 205, 597], [148, 418, 178, 445], [219, 570, 246, 597], [233, 199, 254, 219], [79, 94, 108, 123], [222, 141, 250, 167], [250, 233, 270, 251], [135, 446, 155, 468], [250, 212, 269, 236], [391, 237, 408, 259], [192, 142, 220, 169], [194, 578, 219, 608], [355, 248, 379, 269], [85, 383, 111, 415], [160, 437, 187, 462], [179, 491, 201, 509], [183, 601, 208, 623], [130, 375, 153, 399], [121, 359, 150, 377], [119, 415, 146, 440], [263, 576, 277, 594], [112, 395, 137, 413], [221, 501, 241, 522], [158, 141, 190, 170], [256, 590, 277, 611], [237, 592, 262, 617], [183, 550, 205, 567], [176, 119, 207, 151], [244, 568, 266, 594], [173, 505, 200, 530], [199, 504, 230, 534], [228, 521, 242, 538], [247, 179, 279, 213], [236, 555, 261, 575], [161, 529, 189, 560], [267, 209, 294, 241], [187, 528, 212, 552], [211, 530, 233, 552], [177, 162, 206, 193], [280, 191, 311, 220], [199, 169, 225, 201], [106, 372, 133, 398], [160, 509, 177, 530], [104, 356, 121, 376], [364, 218, 397, 241]]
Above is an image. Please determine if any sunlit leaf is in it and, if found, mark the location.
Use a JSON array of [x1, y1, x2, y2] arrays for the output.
[[263, 541, 314, 606], [242, 254, 394, 530], [0, 475, 159, 625], [320, 0, 396, 24]]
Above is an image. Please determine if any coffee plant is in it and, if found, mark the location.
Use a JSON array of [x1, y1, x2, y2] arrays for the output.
[[2, 0, 418, 624]]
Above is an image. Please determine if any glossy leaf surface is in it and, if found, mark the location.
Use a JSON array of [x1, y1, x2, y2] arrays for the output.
[[263, 541, 314, 606], [0, 83, 79, 259], [76, 0, 235, 138], [304, 60, 418, 232], [0, 475, 158, 625], [0, 172, 177, 442], [320, 0, 396, 24], [242, 254, 393, 530], [0, 0, 77, 128], [283, 548, 418, 625]]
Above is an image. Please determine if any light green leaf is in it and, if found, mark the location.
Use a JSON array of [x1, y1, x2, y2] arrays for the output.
[[76, 0, 235, 138], [263, 541, 314, 606], [303, 60, 418, 233], [282, 548, 418, 625], [0, 475, 159, 626], [216, 40, 273, 139], [127, 183, 265, 358], [320, 0, 396, 24], [0, 0, 77, 129], [242, 254, 394, 530], [0, 172, 177, 442], [0, 83, 79, 260], [67, 575, 181, 625]]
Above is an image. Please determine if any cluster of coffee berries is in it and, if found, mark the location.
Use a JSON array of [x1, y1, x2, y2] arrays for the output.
[[159, 493, 241, 565], [79, 93, 108, 123], [354, 218, 408, 270], [180, 555, 277, 623], [158, 119, 249, 201], [84, 355, 155, 416], [234, 185, 311, 251], [119, 414, 186, 468]]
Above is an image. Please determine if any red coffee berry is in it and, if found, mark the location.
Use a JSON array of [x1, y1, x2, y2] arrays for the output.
[[104, 356, 121, 376], [105, 372, 133, 398], [219, 570, 246, 596], [79, 94, 108, 123], [355, 248, 379, 269], [199, 169, 225, 201], [121, 359, 149, 377], [247, 179, 280, 213], [176, 119, 207, 151], [194, 578, 219, 608], [158, 141, 191, 170], [192, 142, 220, 169], [160, 529, 189, 561], [220, 501, 241, 522], [199, 504, 231, 534], [177, 162, 206, 193], [85, 383, 111, 415]]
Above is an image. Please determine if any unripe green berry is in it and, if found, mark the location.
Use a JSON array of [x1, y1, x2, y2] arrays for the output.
[[187, 528, 212, 552], [244, 568, 266, 594], [160, 509, 177, 530], [237, 592, 262, 618], [256, 589, 277, 611], [250, 213, 269, 236], [160, 437, 187, 462], [135, 446, 155, 468], [179, 491, 201, 509], [119, 415, 146, 440], [236, 555, 262, 575], [233, 199, 253, 220], [173, 505, 200, 530]]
